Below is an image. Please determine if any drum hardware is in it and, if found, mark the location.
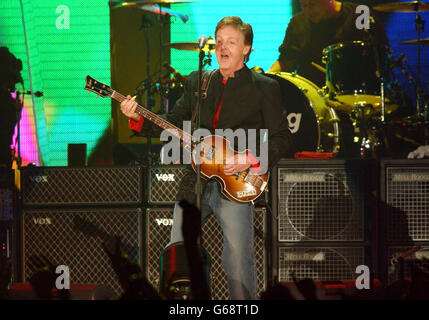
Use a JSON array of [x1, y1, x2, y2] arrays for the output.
[[110, 0, 196, 8], [311, 61, 326, 74], [164, 37, 216, 53], [373, 1, 429, 13], [378, 115, 429, 156], [375, 1, 429, 119], [322, 41, 393, 115], [400, 37, 429, 45], [111, 2, 191, 23], [264, 72, 340, 154], [112, 1, 190, 165]]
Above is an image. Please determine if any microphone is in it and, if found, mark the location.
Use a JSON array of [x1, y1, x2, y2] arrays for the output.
[[21, 90, 43, 97], [163, 62, 186, 84], [198, 35, 208, 49]]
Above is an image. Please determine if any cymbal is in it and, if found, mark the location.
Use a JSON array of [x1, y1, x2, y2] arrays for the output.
[[164, 39, 216, 52], [325, 95, 397, 115], [138, 5, 188, 22], [110, 0, 195, 6], [400, 38, 429, 45], [373, 1, 429, 12]]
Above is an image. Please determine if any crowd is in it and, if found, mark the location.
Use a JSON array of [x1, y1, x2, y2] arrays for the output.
[[1, 200, 428, 300]]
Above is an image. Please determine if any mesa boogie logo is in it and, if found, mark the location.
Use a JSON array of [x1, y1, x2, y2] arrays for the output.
[[282, 173, 326, 183], [155, 174, 175, 182], [29, 175, 48, 183], [284, 252, 325, 262], [392, 172, 429, 182], [33, 217, 52, 225]]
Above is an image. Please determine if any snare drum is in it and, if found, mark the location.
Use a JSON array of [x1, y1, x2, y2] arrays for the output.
[[322, 41, 391, 111], [265, 72, 340, 153]]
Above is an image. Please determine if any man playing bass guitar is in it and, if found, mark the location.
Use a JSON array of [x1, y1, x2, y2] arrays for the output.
[[120, 16, 294, 300]]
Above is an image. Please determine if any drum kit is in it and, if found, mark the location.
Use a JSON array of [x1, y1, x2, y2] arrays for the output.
[[268, 1, 429, 159], [111, 0, 429, 159]]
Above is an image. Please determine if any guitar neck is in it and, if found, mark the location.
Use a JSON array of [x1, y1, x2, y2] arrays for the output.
[[111, 91, 192, 146]]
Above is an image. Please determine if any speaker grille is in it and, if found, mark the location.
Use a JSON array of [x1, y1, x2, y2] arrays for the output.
[[387, 245, 429, 284], [0, 189, 13, 221], [145, 207, 267, 300], [148, 165, 188, 205], [22, 166, 143, 207], [277, 167, 364, 242], [0, 169, 13, 221], [22, 209, 142, 295], [278, 246, 365, 282], [386, 166, 429, 241]]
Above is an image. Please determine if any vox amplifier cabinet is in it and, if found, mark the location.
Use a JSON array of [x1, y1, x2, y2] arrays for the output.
[[21, 208, 142, 296], [147, 165, 269, 206], [0, 168, 13, 220], [147, 165, 188, 205], [21, 166, 143, 207], [145, 206, 268, 300]]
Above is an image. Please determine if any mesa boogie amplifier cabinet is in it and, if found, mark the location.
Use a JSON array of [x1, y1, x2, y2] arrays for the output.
[[271, 159, 377, 282]]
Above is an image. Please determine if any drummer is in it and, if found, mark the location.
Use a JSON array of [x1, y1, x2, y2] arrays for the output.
[[268, 0, 388, 88]]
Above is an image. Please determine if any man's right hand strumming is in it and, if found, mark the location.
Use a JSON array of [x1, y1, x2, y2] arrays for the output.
[[120, 95, 140, 122]]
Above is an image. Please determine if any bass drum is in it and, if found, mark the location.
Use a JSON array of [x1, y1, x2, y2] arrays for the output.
[[265, 72, 340, 153]]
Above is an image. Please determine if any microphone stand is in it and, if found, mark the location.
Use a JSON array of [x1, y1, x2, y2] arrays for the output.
[[414, 1, 425, 117], [363, 21, 383, 158], [194, 48, 206, 210], [14, 91, 24, 170], [140, 13, 155, 165]]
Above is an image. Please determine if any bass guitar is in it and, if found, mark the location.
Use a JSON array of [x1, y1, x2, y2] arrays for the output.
[[84, 75, 269, 203]]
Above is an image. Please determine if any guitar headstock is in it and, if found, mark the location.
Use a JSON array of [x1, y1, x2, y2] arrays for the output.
[[84, 75, 113, 98]]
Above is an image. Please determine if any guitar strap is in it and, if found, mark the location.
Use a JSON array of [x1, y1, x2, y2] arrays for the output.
[[191, 69, 217, 125]]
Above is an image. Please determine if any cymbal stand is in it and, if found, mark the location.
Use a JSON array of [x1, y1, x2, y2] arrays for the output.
[[156, 4, 171, 115], [414, 1, 426, 117], [139, 13, 156, 165], [13, 91, 24, 169]]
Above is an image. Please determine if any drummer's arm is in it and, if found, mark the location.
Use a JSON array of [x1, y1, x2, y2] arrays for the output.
[[269, 17, 300, 73], [267, 59, 297, 73]]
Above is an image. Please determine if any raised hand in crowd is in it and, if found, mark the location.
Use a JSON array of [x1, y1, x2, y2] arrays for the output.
[[179, 200, 211, 300], [0, 255, 12, 299], [102, 237, 162, 300], [28, 255, 70, 300]]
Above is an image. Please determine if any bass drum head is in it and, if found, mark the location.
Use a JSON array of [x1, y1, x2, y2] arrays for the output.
[[264, 72, 339, 153]]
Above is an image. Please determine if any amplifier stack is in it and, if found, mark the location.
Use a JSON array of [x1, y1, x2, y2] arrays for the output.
[[379, 159, 429, 285], [11, 158, 429, 298], [271, 160, 378, 283], [20, 166, 143, 296], [146, 165, 269, 300], [1, 168, 14, 262]]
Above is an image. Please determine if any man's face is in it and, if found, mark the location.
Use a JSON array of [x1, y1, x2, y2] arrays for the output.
[[300, 0, 331, 23], [215, 25, 250, 76]]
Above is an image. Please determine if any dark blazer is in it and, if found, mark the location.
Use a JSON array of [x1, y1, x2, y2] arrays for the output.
[[134, 65, 294, 204]]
